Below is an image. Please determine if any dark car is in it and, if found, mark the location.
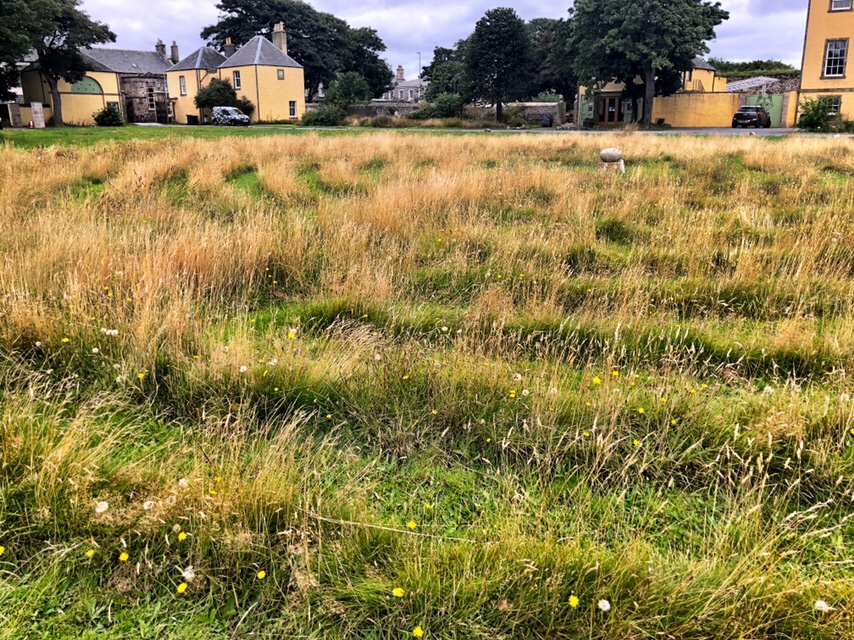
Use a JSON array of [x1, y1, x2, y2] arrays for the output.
[[732, 106, 772, 128], [212, 106, 250, 127]]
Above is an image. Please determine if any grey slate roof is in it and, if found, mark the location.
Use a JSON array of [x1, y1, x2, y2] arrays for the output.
[[80, 48, 173, 75], [218, 36, 302, 69], [693, 57, 716, 72], [170, 47, 226, 72]]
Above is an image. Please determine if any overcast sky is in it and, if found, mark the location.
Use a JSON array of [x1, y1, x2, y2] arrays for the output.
[[81, 0, 808, 80]]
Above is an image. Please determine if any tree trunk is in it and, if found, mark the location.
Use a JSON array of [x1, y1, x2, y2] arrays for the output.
[[630, 97, 639, 123], [495, 100, 503, 123], [45, 74, 64, 127], [642, 65, 655, 129]]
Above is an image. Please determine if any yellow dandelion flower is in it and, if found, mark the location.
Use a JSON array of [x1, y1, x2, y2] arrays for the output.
[[256, 570, 266, 580], [661, 397, 668, 403], [486, 437, 492, 443], [583, 431, 590, 437], [393, 587, 405, 597], [326, 414, 332, 419], [209, 489, 217, 496], [0, 545, 5, 556], [403, 375, 410, 380], [61, 337, 70, 343], [85, 549, 95, 558], [178, 532, 188, 542], [424, 503, 433, 511], [412, 626, 425, 638], [585, 402, 592, 407], [637, 407, 645, 414], [431, 410, 438, 415], [611, 371, 619, 377], [119, 552, 129, 562], [137, 372, 146, 380], [592, 377, 602, 385], [287, 331, 296, 339], [701, 383, 709, 389], [497, 274, 502, 279], [569, 595, 579, 608], [690, 389, 697, 394], [633, 439, 640, 447], [407, 521, 417, 530], [176, 582, 188, 594], [671, 419, 677, 425]]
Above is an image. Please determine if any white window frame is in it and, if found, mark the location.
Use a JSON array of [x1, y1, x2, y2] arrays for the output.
[[233, 70, 241, 90], [824, 39, 848, 77], [147, 86, 156, 111], [831, 0, 852, 11], [289, 100, 297, 118], [179, 75, 186, 96]]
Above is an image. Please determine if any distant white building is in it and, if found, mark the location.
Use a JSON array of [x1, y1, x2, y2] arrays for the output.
[[379, 65, 428, 102]]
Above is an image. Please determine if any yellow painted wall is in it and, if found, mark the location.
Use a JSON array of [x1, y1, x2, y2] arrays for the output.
[[218, 65, 305, 123], [801, 0, 854, 119], [168, 69, 218, 124], [652, 92, 742, 127], [20, 70, 121, 125], [682, 69, 727, 93], [782, 91, 799, 127]]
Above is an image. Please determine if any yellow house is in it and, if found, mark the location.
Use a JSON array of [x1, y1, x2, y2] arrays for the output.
[[800, 0, 854, 119], [20, 45, 174, 125], [216, 24, 305, 123], [167, 47, 226, 124], [681, 58, 727, 93]]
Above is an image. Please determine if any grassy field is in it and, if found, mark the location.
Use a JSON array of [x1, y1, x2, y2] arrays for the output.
[[0, 130, 853, 638]]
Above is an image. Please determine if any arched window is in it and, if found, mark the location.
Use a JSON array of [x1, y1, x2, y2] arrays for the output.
[[71, 76, 103, 94]]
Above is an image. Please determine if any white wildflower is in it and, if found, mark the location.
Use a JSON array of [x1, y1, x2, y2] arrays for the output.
[[597, 599, 611, 612], [91, 347, 99, 354], [841, 393, 850, 402], [181, 565, 196, 582], [239, 365, 248, 373], [267, 358, 278, 366], [814, 600, 835, 612], [521, 389, 530, 396], [35, 341, 42, 347], [440, 326, 449, 333], [177, 478, 189, 489], [95, 501, 109, 514], [143, 500, 154, 510], [513, 373, 522, 382]]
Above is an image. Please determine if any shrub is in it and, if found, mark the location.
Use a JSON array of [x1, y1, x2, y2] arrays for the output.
[[433, 93, 465, 118], [92, 105, 124, 127], [302, 105, 346, 127], [798, 97, 839, 132]]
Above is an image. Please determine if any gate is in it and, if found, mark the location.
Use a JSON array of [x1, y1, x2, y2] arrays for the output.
[[747, 94, 784, 127]]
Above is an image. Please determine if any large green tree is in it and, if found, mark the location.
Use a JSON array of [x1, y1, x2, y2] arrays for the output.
[[423, 43, 468, 102], [34, 0, 115, 127], [569, 0, 728, 128], [0, 0, 60, 100], [465, 7, 534, 121], [527, 18, 575, 101], [201, 0, 391, 101]]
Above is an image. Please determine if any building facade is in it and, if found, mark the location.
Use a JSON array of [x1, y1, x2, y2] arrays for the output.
[[800, 0, 854, 119], [167, 47, 226, 124], [379, 66, 428, 102]]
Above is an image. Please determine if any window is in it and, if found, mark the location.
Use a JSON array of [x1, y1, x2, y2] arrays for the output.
[[824, 40, 848, 76], [277, 69, 285, 80], [831, 0, 852, 10], [289, 100, 297, 118], [408, 89, 414, 100], [825, 95, 842, 115], [147, 87, 155, 111], [179, 75, 187, 96], [233, 70, 241, 90]]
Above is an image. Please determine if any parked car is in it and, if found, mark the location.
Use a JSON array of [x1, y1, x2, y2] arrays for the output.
[[212, 106, 250, 127], [732, 106, 772, 128]]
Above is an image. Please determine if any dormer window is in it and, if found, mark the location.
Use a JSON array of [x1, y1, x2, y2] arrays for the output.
[[831, 0, 852, 10]]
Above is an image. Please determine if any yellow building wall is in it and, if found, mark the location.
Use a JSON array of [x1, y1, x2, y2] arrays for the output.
[[682, 69, 727, 93], [20, 70, 121, 125], [168, 69, 219, 124], [782, 91, 799, 127], [219, 65, 305, 122], [651, 92, 742, 127], [801, 0, 854, 119]]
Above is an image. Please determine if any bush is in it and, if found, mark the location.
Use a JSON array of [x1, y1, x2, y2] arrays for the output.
[[92, 105, 124, 127], [301, 105, 346, 127], [798, 97, 839, 132], [433, 93, 465, 118]]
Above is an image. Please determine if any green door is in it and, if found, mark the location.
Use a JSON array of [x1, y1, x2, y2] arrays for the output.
[[747, 94, 783, 127]]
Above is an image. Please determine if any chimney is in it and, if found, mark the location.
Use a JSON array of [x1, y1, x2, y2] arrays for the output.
[[396, 65, 405, 82], [223, 37, 236, 58], [272, 22, 287, 55], [155, 39, 166, 58], [170, 41, 180, 64]]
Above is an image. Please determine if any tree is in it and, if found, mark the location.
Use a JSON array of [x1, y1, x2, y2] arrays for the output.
[[324, 72, 372, 107], [194, 78, 255, 117], [0, 0, 60, 99], [34, 0, 115, 127], [423, 43, 469, 102], [527, 18, 575, 101], [569, 0, 728, 128], [201, 0, 391, 101], [465, 8, 534, 122]]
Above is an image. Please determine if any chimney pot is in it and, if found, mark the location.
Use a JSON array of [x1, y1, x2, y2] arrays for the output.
[[170, 41, 180, 65], [396, 65, 405, 82]]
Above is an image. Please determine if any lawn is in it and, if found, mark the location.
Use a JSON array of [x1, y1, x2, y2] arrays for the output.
[[0, 130, 852, 639]]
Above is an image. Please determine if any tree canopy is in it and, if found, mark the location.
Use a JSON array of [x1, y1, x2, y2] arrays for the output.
[[569, 0, 728, 127], [201, 0, 392, 101], [0, 0, 60, 99], [464, 7, 534, 122], [324, 71, 372, 108], [194, 77, 255, 117], [33, 0, 115, 127]]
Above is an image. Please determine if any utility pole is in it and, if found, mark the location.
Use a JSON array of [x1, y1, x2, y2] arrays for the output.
[[418, 52, 421, 78]]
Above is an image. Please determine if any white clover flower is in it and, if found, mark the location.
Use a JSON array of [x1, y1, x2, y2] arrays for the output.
[[513, 373, 522, 382], [597, 599, 611, 612], [440, 326, 449, 332], [181, 565, 196, 582], [239, 365, 248, 373], [177, 478, 189, 489], [521, 389, 530, 396], [373, 353, 382, 361], [267, 358, 278, 366], [814, 600, 835, 612], [91, 348, 99, 354], [143, 500, 154, 510], [95, 501, 109, 514], [35, 341, 42, 347]]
